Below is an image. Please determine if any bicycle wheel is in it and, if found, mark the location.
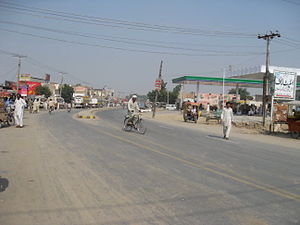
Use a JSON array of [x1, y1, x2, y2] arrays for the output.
[[291, 131, 300, 139], [7, 115, 15, 126], [123, 117, 132, 131], [136, 119, 146, 134]]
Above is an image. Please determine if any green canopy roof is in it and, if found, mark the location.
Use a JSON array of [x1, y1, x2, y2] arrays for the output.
[[172, 76, 300, 88]]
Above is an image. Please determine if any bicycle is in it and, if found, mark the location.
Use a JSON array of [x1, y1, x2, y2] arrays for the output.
[[123, 113, 146, 134]]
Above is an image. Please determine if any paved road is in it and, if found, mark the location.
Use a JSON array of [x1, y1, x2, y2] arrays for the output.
[[0, 109, 300, 225]]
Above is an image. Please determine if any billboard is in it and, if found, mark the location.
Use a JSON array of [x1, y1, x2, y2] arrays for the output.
[[19, 74, 31, 81], [27, 81, 41, 95], [273, 70, 297, 100]]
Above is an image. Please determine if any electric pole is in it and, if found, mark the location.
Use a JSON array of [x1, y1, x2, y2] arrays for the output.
[[59, 72, 67, 96], [13, 55, 27, 94], [152, 60, 163, 118], [258, 31, 280, 126]]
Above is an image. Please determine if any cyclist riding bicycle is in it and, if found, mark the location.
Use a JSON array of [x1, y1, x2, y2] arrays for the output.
[[127, 95, 140, 126]]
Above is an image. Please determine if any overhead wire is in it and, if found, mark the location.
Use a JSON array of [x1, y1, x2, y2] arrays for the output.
[[0, 20, 263, 55], [0, 27, 264, 57], [280, 0, 300, 5], [0, 65, 17, 78], [0, 1, 256, 38]]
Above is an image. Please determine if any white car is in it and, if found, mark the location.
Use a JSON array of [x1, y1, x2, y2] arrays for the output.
[[140, 108, 152, 113], [165, 104, 177, 110]]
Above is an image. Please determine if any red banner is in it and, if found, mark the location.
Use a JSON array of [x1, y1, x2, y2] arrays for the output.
[[27, 81, 41, 95]]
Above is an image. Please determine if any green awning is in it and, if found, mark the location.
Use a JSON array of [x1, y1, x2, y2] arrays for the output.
[[172, 76, 300, 88]]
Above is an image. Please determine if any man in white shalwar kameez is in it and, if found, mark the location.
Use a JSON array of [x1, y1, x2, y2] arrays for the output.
[[221, 102, 234, 140], [14, 94, 27, 128], [127, 95, 140, 125]]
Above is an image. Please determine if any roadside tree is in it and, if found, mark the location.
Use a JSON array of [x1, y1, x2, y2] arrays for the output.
[[228, 88, 251, 100], [61, 84, 74, 103], [35, 85, 52, 98]]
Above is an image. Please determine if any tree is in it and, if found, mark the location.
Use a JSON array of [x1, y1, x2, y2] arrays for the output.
[[147, 84, 181, 104], [169, 85, 181, 104], [228, 88, 251, 100], [35, 85, 52, 98], [61, 84, 74, 103]]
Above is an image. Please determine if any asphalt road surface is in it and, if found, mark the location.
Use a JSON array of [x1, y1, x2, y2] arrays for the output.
[[0, 109, 300, 225]]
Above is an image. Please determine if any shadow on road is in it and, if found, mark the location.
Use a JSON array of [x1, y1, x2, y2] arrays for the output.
[[0, 177, 9, 192]]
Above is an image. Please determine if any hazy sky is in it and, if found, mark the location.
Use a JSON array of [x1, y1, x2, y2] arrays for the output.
[[0, 0, 299, 96]]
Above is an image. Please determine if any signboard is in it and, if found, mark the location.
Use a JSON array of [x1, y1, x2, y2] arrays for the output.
[[19, 74, 31, 82], [273, 70, 297, 100], [26, 81, 41, 95], [155, 78, 162, 91]]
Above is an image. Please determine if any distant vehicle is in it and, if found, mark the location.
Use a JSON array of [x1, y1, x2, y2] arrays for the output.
[[165, 104, 177, 110], [73, 96, 84, 108], [139, 101, 151, 112], [89, 98, 98, 108], [55, 97, 65, 109]]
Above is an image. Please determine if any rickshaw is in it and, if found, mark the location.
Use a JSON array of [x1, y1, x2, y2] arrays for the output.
[[183, 102, 199, 123], [286, 101, 300, 139], [0, 97, 15, 128]]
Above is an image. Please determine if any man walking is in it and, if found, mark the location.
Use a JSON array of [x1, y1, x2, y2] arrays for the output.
[[14, 94, 27, 128], [221, 102, 234, 140]]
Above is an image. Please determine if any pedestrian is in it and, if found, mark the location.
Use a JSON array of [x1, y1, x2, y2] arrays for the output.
[[33, 99, 40, 113], [43, 101, 48, 111], [28, 99, 33, 113], [221, 102, 234, 140], [206, 103, 210, 112], [14, 94, 27, 128]]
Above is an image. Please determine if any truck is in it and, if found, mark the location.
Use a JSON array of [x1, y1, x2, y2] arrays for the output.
[[73, 96, 84, 108]]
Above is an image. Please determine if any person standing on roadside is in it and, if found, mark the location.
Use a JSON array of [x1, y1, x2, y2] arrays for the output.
[[206, 103, 210, 112], [14, 94, 27, 128], [221, 102, 234, 140]]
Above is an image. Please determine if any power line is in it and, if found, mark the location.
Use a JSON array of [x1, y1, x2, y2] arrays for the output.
[[280, 0, 300, 5], [0, 65, 17, 77], [0, 27, 263, 57], [0, 1, 256, 38], [0, 20, 264, 55]]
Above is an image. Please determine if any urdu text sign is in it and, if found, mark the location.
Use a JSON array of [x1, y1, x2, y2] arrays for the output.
[[274, 71, 297, 100]]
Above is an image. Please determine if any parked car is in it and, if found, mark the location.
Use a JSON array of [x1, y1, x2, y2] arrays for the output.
[[139, 101, 152, 112], [165, 104, 177, 110]]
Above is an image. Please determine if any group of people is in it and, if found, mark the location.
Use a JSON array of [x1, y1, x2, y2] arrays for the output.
[[127, 95, 235, 140], [3, 94, 26, 128]]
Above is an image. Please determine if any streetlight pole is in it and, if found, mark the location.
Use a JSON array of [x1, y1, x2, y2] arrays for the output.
[[152, 60, 163, 118], [258, 31, 280, 127], [222, 68, 225, 108], [14, 55, 26, 94], [59, 72, 67, 97]]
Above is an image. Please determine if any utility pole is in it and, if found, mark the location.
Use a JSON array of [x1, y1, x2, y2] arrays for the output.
[[59, 72, 67, 97], [152, 60, 163, 118], [258, 31, 280, 126], [13, 55, 27, 94]]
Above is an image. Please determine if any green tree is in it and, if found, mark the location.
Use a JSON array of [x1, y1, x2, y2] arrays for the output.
[[61, 84, 74, 103], [228, 88, 251, 100], [147, 83, 181, 104], [169, 84, 181, 104], [35, 85, 52, 98]]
